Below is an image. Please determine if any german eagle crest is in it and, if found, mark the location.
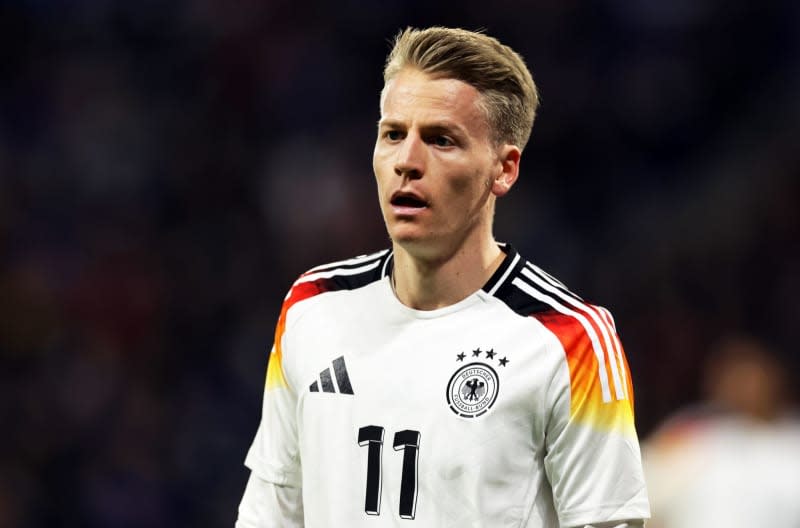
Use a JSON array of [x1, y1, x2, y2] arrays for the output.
[[446, 348, 505, 418]]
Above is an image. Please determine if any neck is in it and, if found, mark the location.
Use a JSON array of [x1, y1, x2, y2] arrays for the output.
[[391, 237, 505, 311]]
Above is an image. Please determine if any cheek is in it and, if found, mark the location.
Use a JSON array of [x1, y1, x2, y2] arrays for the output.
[[372, 154, 388, 190], [446, 166, 491, 203]]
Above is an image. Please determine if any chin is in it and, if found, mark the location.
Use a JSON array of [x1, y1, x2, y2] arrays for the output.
[[387, 223, 422, 242], [389, 228, 446, 259], [389, 228, 426, 246]]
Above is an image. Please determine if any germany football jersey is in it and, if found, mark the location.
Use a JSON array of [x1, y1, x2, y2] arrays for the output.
[[244, 244, 650, 527]]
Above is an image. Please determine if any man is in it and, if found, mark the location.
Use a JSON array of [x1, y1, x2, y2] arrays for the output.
[[643, 335, 800, 528], [237, 27, 650, 527]]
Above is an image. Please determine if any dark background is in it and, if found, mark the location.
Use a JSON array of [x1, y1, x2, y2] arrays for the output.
[[1, 0, 798, 525]]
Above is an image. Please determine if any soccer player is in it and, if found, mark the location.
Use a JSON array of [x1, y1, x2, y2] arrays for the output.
[[237, 27, 650, 527]]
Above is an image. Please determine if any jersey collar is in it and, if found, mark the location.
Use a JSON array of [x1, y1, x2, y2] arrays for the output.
[[379, 242, 522, 299]]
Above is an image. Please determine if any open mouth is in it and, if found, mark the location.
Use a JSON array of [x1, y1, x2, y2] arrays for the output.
[[390, 193, 429, 209]]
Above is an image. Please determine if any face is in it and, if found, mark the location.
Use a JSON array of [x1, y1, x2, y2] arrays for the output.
[[373, 68, 520, 260]]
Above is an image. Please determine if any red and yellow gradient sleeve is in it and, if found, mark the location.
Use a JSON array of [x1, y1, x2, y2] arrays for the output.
[[265, 277, 333, 391], [534, 309, 637, 435], [534, 308, 650, 524]]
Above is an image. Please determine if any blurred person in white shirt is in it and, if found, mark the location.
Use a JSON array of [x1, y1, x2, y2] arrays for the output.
[[642, 334, 800, 528]]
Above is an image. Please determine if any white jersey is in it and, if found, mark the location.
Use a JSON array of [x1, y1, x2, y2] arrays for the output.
[[244, 245, 650, 527], [643, 408, 800, 528]]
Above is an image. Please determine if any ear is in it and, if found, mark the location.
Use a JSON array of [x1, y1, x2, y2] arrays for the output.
[[491, 145, 521, 198]]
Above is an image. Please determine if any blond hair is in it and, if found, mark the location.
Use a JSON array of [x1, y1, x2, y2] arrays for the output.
[[383, 26, 539, 150]]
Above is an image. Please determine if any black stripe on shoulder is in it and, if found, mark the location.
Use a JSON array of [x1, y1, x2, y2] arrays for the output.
[[298, 249, 392, 294], [305, 249, 391, 274], [492, 277, 553, 316], [489, 248, 568, 317], [523, 262, 584, 303]]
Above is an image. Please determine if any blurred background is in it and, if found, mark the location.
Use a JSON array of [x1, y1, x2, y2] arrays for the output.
[[1, 0, 798, 526]]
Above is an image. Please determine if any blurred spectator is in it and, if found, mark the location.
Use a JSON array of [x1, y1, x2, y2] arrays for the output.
[[642, 335, 800, 528]]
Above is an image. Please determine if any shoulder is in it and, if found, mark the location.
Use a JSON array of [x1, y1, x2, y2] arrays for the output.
[[266, 249, 392, 391], [491, 246, 631, 406], [489, 246, 602, 322], [281, 249, 393, 314]]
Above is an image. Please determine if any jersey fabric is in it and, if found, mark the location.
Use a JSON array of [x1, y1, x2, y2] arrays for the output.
[[643, 407, 800, 528], [244, 244, 650, 527]]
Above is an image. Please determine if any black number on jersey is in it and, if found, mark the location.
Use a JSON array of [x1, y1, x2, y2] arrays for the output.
[[357, 425, 384, 515], [358, 426, 421, 520]]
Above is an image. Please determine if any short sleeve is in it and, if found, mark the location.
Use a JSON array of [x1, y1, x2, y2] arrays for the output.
[[243, 261, 375, 488], [537, 307, 650, 526], [243, 279, 318, 488], [244, 337, 302, 487]]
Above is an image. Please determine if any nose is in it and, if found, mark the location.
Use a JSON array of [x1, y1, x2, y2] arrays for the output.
[[394, 133, 424, 179]]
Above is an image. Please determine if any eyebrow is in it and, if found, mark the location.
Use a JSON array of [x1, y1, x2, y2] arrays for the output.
[[377, 118, 468, 137], [377, 118, 403, 129]]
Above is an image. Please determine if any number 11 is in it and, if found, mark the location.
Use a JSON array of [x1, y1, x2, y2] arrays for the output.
[[358, 426, 421, 520]]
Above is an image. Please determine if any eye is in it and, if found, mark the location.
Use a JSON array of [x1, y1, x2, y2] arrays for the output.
[[431, 135, 454, 148], [384, 130, 403, 142]]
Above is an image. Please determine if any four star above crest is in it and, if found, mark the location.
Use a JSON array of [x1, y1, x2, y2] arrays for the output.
[[454, 348, 509, 367]]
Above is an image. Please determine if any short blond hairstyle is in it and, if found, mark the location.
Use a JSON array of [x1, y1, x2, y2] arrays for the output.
[[383, 26, 540, 150]]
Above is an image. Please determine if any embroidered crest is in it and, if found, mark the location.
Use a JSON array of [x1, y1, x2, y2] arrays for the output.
[[446, 359, 499, 418]]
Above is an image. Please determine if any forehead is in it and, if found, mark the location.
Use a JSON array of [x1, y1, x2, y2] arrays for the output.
[[380, 69, 488, 129]]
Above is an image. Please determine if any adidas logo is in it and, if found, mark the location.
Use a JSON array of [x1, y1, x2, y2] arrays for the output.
[[309, 356, 354, 395]]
